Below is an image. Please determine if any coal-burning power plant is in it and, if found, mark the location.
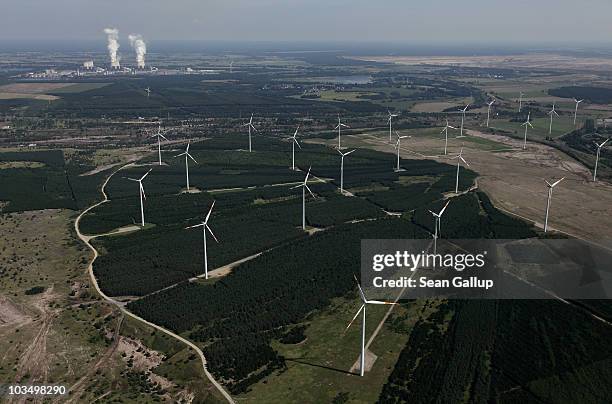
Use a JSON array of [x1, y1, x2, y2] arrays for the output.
[[103, 27, 147, 70]]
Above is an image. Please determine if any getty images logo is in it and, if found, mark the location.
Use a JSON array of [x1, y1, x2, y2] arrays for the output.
[[372, 250, 487, 272]]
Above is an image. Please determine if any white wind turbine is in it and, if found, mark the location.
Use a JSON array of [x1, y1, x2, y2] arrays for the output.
[[518, 92, 525, 112], [338, 149, 356, 195], [544, 178, 564, 233], [521, 112, 533, 150], [548, 103, 560, 134], [573, 98, 584, 125], [151, 125, 169, 165], [394, 131, 411, 172], [486, 99, 495, 127], [458, 104, 470, 137], [345, 275, 397, 377], [387, 111, 398, 143], [242, 113, 257, 152], [126, 169, 152, 227], [291, 166, 316, 230], [452, 147, 470, 194], [429, 200, 451, 254], [145, 87, 151, 98], [175, 142, 198, 191], [335, 114, 350, 149], [441, 119, 457, 155], [593, 138, 610, 182], [185, 202, 219, 280], [289, 125, 301, 171]]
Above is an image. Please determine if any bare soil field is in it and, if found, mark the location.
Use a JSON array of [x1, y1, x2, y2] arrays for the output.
[[351, 53, 612, 72]]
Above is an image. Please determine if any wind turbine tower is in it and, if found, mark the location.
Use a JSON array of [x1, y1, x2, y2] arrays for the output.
[[544, 178, 564, 233], [458, 104, 470, 137], [185, 202, 219, 279], [593, 138, 610, 182], [127, 169, 152, 227], [394, 132, 411, 172], [175, 142, 198, 191], [151, 125, 169, 165], [338, 149, 356, 194], [291, 166, 316, 230], [548, 103, 559, 134], [243, 113, 257, 152], [441, 119, 457, 155], [345, 276, 397, 377], [429, 200, 450, 254], [335, 114, 350, 149], [573, 98, 584, 126], [486, 99, 495, 127], [521, 112, 533, 150], [452, 147, 470, 194], [289, 125, 301, 171], [387, 111, 398, 143]]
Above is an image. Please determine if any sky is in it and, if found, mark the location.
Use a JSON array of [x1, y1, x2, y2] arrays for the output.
[[1, 0, 611, 45]]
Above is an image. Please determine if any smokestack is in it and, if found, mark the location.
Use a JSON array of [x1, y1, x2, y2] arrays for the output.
[[128, 34, 147, 69], [104, 28, 121, 69]]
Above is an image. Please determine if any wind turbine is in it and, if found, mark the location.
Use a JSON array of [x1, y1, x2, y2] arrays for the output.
[[593, 138, 610, 182], [548, 103, 560, 134], [521, 112, 533, 150], [387, 111, 398, 143], [486, 99, 495, 127], [345, 275, 397, 377], [429, 200, 451, 254], [573, 98, 584, 126], [242, 113, 257, 152], [335, 114, 350, 149], [543, 178, 564, 233], [151, 125, 169, 165], [394, 131, 411, 172], [291, 166, 316, 230], [229, 60, 234, 73], [289, 125, 301, 171], [458, 104, 470, 137], [338, 149, 356, 195], [145, 87, 151, 98], [126, 169, 152, 227], [452, 147, 470, 194], [175, 142, 198, 191], [185, 202, 219, 280], [518, 92, 525, 112], [441, 119, 457, 155]]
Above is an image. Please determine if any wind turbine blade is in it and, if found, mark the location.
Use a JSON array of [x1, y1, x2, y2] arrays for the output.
[[140, 168, 153, 181], [551, 177, 565, 187], [290, 184, 303, 190], [601, 138, 610, 148], [429, 210, 440, 217], [140, 183, 146, 200], [345, 305, 365, 332], [460, 156, 470, 167], [341, 123, 350, 128], [305, 166, 312, 183], [205, 201, 216, 223], [160, 134, 168, 141], [187, 153, 198, 164], [528, 122, 533, 128], [305, 184, 316, 199], [366, 300, 398, 305], [545, 180, 553, 187], [294, 138, 302, 149], [439, 200, 451, 216], [185, 223, 205, 230], [449, 126, 457, 130], [345, 149, 356, 155], [206, 224, 219, 243], [127, 177, 139, 182], [175, 152, 187, 158]]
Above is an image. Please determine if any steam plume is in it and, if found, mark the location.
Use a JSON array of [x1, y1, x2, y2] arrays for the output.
[[129, 34, 147, 69], [104, 28, 121, 68]]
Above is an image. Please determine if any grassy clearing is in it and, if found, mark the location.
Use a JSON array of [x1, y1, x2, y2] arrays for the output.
[[491, 116, 576, 140], [239, 296, 421, 403]]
